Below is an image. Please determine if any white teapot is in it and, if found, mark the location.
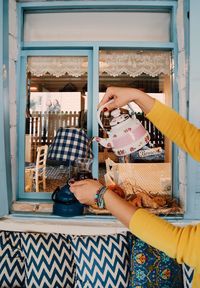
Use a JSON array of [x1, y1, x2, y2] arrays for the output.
[[93, 100, 150, 157]]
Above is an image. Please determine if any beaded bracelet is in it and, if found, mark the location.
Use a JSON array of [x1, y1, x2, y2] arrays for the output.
[[94, 186, 107, 209]]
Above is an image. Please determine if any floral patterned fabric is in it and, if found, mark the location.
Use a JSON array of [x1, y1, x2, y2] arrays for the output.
[[129, 235, 183, 288]]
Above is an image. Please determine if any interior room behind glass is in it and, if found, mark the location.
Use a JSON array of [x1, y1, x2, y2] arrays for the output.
[[24, 51, 182, 216]]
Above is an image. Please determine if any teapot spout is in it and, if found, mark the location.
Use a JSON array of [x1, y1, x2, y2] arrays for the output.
[[93, 136, 113, 149]]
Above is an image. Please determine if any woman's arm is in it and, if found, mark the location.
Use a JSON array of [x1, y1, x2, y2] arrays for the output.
[[69, 179, 138, 227], [103, 188, 138, 227], [69, 86, 200, 273], [100, 86, 200, 161], [70, 179, 200, 271], [146, 100, 200, 161], [129, 209, 200, 273]]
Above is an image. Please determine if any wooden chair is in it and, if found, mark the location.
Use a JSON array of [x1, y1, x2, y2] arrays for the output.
[[27, 145, 48, 192]]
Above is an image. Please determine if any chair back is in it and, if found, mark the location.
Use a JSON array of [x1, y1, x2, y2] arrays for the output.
[[34, 145, 48, 192], [36, 145, 48, 170]]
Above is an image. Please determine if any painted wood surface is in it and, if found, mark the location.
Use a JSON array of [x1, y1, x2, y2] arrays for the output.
[[185, 0, 200, 219], [0, 0, 10, 217]]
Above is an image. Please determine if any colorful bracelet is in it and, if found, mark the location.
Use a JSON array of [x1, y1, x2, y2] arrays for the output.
[[94, 186, 107, 209]]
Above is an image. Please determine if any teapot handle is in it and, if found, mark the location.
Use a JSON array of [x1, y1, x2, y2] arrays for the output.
[[97, 99, 114, 131], [127, 102, 136, 116]]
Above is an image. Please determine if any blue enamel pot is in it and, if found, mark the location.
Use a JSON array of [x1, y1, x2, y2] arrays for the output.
[[52, 184, 84, 217]]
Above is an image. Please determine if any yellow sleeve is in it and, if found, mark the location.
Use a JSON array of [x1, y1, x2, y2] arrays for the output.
[[129, 209, 200, 274], [192, 271, 200, 288], [146, 100, 200, 161]]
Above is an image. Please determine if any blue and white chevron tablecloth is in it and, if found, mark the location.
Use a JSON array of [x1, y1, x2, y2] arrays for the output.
[[0, 230, 193, 288]]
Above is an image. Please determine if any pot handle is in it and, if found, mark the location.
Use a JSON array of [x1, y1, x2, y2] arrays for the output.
[[51, 186, 60, 202], [97, 99, 114, 131], [51, 186, 77, 205]]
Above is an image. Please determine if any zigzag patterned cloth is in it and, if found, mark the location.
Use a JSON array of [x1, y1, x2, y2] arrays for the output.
[[0, 231, 25, 287], [0, 230, 193, 288], [182, 264, 194, 288], [69, 232, 130, 288], [21, 233, 75, 288]]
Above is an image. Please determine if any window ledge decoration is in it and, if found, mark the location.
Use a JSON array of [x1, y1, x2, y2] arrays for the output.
[[27, 51, 171, 78]]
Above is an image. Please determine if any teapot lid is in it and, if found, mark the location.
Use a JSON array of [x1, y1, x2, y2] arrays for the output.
[[110, 109, 129, 127]]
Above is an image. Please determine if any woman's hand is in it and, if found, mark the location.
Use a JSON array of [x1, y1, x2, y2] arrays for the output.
[[99, 86, 155, 114], [70, 178, 139, 228], [69, 179, 103, 206], [98, 87, 143, 110]]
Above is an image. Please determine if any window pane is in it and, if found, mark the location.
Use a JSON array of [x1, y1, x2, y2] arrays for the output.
[[98, 50, 174, 209], [24, 56, 88, 192], [24, 12, 170, 42]]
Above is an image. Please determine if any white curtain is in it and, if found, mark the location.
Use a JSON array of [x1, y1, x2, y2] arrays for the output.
[[27, 51, 171, 78], [99, 50, 170, 77], [27, 56, 87, 78]]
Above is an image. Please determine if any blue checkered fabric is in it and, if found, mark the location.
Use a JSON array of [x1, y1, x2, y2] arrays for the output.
[[21, 232, 75, 288], [47, 128, 93, 166], [0, 231, 25, 288], [69, 232, 130, 288]]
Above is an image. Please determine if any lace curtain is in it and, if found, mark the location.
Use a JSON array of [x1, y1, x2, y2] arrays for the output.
[[27, 51, 171, 78], [100, 51, 170, 77], [27, 56, 87, 78]]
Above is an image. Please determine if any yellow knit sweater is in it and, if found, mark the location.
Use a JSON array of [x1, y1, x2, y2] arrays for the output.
[[129, 100, 200, 288]]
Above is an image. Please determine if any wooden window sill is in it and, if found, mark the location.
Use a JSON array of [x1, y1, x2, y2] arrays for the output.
[[2, 201, 127, 234]]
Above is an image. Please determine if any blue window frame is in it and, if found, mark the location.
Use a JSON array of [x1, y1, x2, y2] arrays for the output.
[[18, 49, 94, 200], [0, 0, 11, 216], [2, 0, 190, 220]]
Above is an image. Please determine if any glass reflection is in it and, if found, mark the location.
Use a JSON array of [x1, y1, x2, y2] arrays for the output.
[[98, 50, 172, 198], [24, 56, 88, 192]]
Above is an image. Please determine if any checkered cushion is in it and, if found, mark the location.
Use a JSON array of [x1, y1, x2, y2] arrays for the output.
[[69, 232, 130, 288], [128, 234, 183, 287], [0, 231, 25, 288], [47, 128, 93, 166], [21, 232, 75, 288]]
